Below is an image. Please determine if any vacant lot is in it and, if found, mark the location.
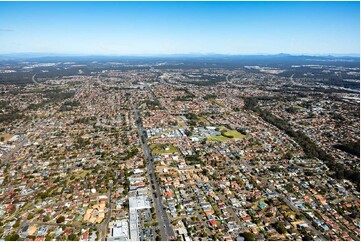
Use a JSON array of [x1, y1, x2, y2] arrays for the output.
[[150, 143, 178, 154]]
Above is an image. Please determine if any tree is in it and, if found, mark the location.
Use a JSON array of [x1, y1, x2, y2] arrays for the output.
[[5, 234, 20, 241], [240, 232, 255, 241], [274, 221, 287, 234], [243, 96, 360, 187], [302, 234, 313, 241], [43, 215, 51, 222], [27, 213, 34, 220], [13, 219, 20, 228], [283, 151, 293, 160], [56, 216, 65, 224], [296, 213, 305, 220], [68, 233, 77, 241], [202, 169, 209, 176]]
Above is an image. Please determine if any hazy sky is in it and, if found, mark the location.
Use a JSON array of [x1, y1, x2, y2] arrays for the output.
[[0, 1, 359, 55]]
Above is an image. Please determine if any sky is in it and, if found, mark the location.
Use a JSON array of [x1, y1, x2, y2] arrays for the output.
[[0, 1, 359, 56]]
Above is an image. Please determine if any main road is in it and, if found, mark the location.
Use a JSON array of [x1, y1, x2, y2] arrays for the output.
[[98, 185, 112, 240], [133, 106, 175, 241]]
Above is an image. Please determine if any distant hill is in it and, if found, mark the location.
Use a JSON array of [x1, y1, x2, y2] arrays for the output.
[[0, 53, 359, 67]]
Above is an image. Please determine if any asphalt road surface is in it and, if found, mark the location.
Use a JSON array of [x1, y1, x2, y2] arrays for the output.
[[134, 107, 175, 240]]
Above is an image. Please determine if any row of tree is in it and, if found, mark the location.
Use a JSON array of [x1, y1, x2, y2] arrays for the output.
[[243, 97, 360, 187], [0, 112, 24, 124], [333, 141, 360, 157]]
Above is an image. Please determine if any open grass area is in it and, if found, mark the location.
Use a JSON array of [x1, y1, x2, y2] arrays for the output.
[[209, 98, 225, 108], [178, 121, 187, 127], [22, 202, 34, 211], [207, 126, 246, 142], [207, 135, 231, 142], [219, 126, 228, 131], [197, 116, 210, 125], [150, 143, 178, 154], [74, 170, 91, 179], [292, 105, 303, 110], [223, 130, 246, 139], [66, 170, 91, 186]]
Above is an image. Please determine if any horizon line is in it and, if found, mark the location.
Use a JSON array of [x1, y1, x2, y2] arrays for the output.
[[0, 52, 360, 58]]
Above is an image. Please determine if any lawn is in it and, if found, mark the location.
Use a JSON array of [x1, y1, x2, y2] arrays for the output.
[[209, 98, 225, 108], [66, 170, 91, 185], [207, 126, 246, 142], [197, 116, 210, 125], [293, 105, 303, 110], [22, 202, 34, 211], [74, 170, 91, 179], [207, 135, 231, 142], [223, 130, 246, 139], [150, 143, 178, 154]]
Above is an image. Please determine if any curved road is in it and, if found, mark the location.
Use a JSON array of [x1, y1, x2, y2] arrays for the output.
[[32, 74, 39, 84]]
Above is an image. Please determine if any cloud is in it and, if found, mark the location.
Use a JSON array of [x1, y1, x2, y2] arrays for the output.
[[0, 29, 14, 32]]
